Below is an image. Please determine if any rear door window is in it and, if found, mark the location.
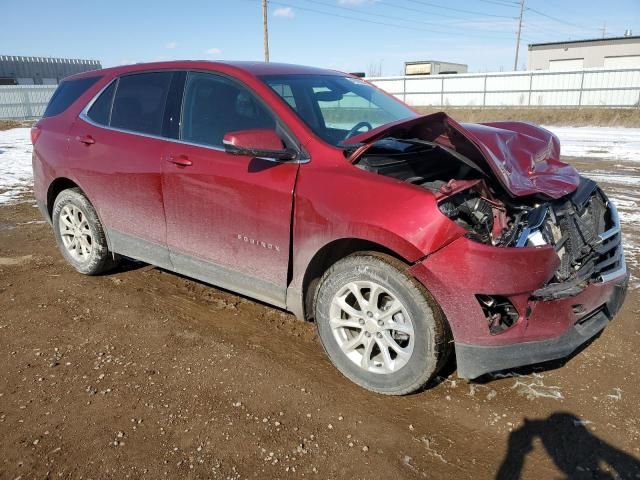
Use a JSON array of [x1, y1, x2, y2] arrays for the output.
[[43, 76, 101, 118], [180, 72, 276, 148], [110, 72, 173, 136]]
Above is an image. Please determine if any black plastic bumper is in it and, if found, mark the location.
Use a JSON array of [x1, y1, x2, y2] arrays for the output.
[[455, 275, 629, 380]]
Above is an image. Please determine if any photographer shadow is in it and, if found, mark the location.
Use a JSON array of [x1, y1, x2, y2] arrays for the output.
[[496, 412, 640, 479]]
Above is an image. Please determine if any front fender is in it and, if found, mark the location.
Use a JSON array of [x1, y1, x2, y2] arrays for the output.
[[287, 164, 467, 318]]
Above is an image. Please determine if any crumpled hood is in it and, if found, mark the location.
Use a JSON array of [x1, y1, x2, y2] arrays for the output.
[[344, 112, 580, 199]]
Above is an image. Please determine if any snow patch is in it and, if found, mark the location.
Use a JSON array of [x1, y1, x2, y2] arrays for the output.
[[0, 128, 33, 204], [607, 387, 623, 401], [544, 126, 640, 162], [586, 172, 640, 187], [512, 378, 564, 401]]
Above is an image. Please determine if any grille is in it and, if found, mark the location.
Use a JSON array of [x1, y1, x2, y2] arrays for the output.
[[594, 200, 626, 282], [533, 189, 626, 300], [556, 190, 607, 281]]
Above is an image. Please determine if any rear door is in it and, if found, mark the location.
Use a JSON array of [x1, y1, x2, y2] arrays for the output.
[[33, 76, 102, 208], [67, 71, 176, 267], [162, 71, 299, 306]]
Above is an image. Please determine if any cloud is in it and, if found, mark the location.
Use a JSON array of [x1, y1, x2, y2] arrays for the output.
[[204, 48, 222, 55], [165, 41, 177, 49], [273, 6, 295, 17]]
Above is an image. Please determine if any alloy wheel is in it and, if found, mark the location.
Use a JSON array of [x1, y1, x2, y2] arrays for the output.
[[329, 280, 415, 374], [58, 204, 93, 262]]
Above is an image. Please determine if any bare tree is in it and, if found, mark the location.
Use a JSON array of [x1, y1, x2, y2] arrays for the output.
[[367, 60, 383, 77]]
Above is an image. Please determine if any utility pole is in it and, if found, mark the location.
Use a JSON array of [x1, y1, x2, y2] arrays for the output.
[[513, 0, 525, 71], [599, 21, 607, 39], [262, 0, 270, 62]]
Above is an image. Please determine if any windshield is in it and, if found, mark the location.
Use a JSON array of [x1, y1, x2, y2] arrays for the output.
[[260, 74, 417, 146]]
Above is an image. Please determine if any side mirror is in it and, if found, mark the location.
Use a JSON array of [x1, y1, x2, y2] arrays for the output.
[[223, 129, 297, 162]]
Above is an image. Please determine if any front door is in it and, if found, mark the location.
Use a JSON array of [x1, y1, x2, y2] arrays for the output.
[[162, 72, 299, 306]]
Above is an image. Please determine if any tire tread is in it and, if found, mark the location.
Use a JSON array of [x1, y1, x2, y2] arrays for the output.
[[314, 251, 451, 395], [52, 187, 118, 275]]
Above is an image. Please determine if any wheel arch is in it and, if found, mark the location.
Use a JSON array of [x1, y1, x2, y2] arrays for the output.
[[46, 177, 82, 220], [46, 177, 112, 250], [298, 237, 409, 322]]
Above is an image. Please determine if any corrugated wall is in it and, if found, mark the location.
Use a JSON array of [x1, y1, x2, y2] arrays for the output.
[[0, 55, 101, 85]]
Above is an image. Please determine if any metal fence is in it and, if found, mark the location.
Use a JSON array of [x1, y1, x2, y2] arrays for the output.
[[368, 67, 640, 108], [2, 67, 640, 120], [0, 85, 57, 119]]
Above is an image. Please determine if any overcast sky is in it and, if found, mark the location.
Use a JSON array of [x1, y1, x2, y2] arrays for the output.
[[2, 0, 638, 75]]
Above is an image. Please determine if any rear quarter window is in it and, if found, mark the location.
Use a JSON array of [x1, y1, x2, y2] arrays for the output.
[[87, 81, 117, 125], [43, 76, 101, 118]]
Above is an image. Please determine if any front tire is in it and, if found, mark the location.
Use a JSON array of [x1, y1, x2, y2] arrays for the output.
[[52, 188, 118, 275], [315, 253, 450, 395]]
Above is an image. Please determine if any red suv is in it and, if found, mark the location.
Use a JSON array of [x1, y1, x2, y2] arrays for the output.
[[32, 61, 628, 394]]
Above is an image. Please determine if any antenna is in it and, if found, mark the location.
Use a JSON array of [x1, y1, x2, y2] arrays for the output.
[[599, 21, 607, 39]]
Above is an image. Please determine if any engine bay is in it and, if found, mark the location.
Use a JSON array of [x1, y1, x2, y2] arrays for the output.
[[355, 137, 620, 299]]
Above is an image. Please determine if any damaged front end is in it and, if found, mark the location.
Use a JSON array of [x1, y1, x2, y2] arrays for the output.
[[347, 113, 628, 378], [436, 177, 625, 301], [526, 180, 625, 299], [349, 113, 626, 304]]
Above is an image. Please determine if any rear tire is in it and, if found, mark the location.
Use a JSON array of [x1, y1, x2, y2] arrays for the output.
[[314, 253, 450, 395], [52, 188, 118, 275]]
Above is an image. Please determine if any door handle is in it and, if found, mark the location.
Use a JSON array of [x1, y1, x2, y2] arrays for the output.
[[166, 154, 192, 167], [76, 135, 95, 145]]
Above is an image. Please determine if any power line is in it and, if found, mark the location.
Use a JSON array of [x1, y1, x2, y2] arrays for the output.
[[403, 0, 518, 19], [263, 0, 425, 29], [526, 7, 586, 30], [260, 0, 601, 70], [301, 0, 458, 28], [379, 1, 502, 22], [522, 20, 573, 37], [477, 0, 520, 7], [264, 0, 520, 40], [299, 0, 516, 34]]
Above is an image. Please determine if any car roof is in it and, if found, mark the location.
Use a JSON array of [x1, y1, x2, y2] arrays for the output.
[[67, 60, 346, 80]]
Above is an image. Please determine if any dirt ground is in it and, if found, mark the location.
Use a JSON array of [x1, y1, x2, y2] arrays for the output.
[[413, 108, 640, 128], [0, 120, 33, 131], [1, 158, 639, 478]]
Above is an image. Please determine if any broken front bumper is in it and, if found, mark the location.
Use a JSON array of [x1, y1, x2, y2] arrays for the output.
[[409, 198, 628, 379], [453, 275, 627, 379]]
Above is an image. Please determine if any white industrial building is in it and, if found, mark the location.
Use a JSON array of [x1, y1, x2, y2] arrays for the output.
[[0, 55, 101, 85], [528, 35, 640, 71], [404, 60, 468, 76]]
